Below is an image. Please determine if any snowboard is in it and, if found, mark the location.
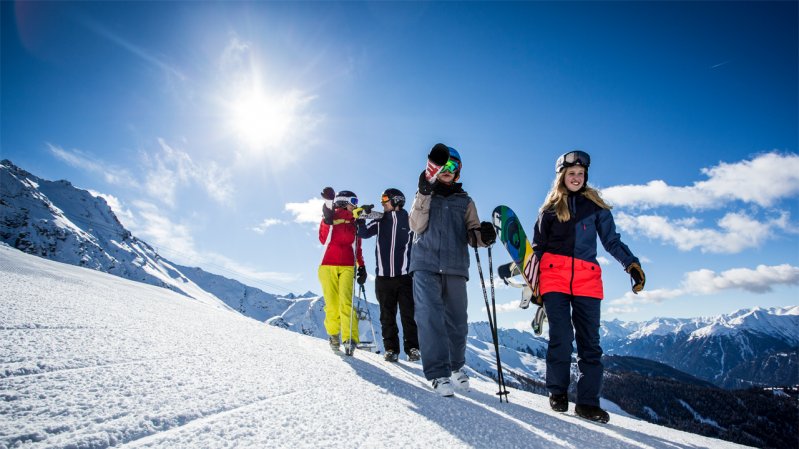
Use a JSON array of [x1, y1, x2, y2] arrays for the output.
[[492, 205, 547, 335]]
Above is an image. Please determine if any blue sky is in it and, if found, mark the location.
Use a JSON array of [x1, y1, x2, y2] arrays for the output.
[[2, 1, 797, 330]]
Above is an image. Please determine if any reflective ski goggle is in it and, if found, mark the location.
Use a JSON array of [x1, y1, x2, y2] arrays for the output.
[[556, 150, 591, 172], [381, 194, 390, 203], [335, 196, 358, 206], [440, 158, 460, 174]]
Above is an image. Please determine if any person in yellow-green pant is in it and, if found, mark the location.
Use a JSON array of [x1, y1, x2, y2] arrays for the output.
[[318, 187, 367, 356]]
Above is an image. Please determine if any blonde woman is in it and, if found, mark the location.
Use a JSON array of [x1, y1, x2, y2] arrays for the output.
[[532, 150, 645, 423]]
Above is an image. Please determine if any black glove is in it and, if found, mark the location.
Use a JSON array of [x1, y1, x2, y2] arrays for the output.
[[627, 262, 646, 294], [356, 266, 367, 285], [361, 204, 373, 214], [321, 186, 335, 218], [479, 221, 496, 246], [418, 171, 434, 195]]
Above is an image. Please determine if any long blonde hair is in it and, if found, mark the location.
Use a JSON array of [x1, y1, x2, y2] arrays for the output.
[[539, 170, 611, 222]]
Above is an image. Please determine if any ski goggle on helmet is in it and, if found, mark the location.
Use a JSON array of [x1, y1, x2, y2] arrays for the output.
[[334, 190, 358, 207], [555, 150, 590, 173], [439, 148, 462, 180], [381, 188, 405, 208], [440, 158, 460, 174]]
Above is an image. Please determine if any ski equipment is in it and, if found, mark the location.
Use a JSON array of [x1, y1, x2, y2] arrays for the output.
[[329, 334, 341, 353], [445, 148, 462, 181], [334, 190, 358, 208], [492, 205, 542, 308], [549, 393, 568, 412], [451, 367, 470, 390], [381, 188, 406, 208], [472, 231, 509, 402], [575, 404, 610, 423], [555, 150, 591, 173], [432, 377, 454, 397], [492, 205, 547, 336]]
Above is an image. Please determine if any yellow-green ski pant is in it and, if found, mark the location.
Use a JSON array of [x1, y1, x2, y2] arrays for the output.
[[318, 265, 359, 343]]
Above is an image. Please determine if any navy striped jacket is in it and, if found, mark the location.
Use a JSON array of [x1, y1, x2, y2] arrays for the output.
[[357, 209, 413, 277]]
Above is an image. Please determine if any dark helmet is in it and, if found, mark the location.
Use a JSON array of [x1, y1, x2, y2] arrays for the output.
[[555, 150, 590, 173], [334, 190, 358, 208], [381, 188, 405, 208]]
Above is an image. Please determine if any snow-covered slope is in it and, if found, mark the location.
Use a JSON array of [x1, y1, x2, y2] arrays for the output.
[[1, 159, 291, 319], [0, 245, 748, 448]]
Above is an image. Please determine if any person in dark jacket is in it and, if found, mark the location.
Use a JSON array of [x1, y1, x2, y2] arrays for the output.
[[356, 188, 420, 363], [532, 150, 646, 423], [409, 144, 496, 397]]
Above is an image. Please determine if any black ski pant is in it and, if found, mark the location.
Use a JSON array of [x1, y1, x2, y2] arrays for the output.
[[375, 275, 419, 355]]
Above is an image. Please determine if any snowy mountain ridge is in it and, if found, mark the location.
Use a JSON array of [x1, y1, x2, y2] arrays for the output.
[[601, 305, 799, 343], [1, 159, 291, 318]]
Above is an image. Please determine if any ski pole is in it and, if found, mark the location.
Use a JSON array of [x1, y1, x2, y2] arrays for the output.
[[487, 246, 510, 402], [471, 231, 509, 402], [360, 284, 379, 353]]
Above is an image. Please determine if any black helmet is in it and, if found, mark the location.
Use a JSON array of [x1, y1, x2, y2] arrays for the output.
[[381, 188, 405, 208], [555, 150, 590, 173], [334, 190, 358, 208]]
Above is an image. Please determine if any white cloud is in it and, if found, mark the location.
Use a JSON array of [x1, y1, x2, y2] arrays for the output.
[[615, 211, 790, 254], [484, 301, 523, 314], [607, 263, 799, 313], [48, 144, 138, 187], [511, 320, 535, 332], [132, 201, 198, 258], [89, 190, 136, 229], [128, 201, 300, 287], [251, 218, 286, 234], [682, 264, 799, 295], [602, 152, 799, 210], [285, 199, 324, 224], [144, 138, 234, 207]]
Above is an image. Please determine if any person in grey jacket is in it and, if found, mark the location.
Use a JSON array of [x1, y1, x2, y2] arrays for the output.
[[408, 144, 496, 397]]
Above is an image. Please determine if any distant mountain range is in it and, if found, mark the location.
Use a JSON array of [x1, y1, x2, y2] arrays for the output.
[[2, 158, 797, 447], [600, 307, 799, 389]]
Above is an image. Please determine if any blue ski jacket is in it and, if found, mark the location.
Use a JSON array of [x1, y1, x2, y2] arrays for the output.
[[532, 192, 638, 299]]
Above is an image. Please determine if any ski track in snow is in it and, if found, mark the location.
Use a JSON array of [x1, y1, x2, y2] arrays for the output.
[[0, 246, 750, 449]]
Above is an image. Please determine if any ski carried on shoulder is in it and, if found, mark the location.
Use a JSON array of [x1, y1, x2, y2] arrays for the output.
[[492, 205, 547, 335]]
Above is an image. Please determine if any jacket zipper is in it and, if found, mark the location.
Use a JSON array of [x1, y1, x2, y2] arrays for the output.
[[569, 195, 576, 295]]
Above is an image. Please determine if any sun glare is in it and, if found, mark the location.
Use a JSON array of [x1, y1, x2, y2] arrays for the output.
[[229, 88, 294, 151]]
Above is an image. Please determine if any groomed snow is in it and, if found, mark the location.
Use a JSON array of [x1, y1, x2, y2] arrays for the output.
[[0, 246, 749, 448]]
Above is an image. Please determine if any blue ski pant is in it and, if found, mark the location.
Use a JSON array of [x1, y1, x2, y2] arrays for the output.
[[543, 291, 603, 406], [412, 271, 469, 380]]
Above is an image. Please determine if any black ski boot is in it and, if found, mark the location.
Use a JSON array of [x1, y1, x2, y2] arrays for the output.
[[384, 350, 399, 362], [575, 404, 610, 423], [549, 393, 568, 412]]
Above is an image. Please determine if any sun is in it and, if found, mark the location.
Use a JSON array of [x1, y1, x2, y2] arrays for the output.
[[228, 87, 295, 151]]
